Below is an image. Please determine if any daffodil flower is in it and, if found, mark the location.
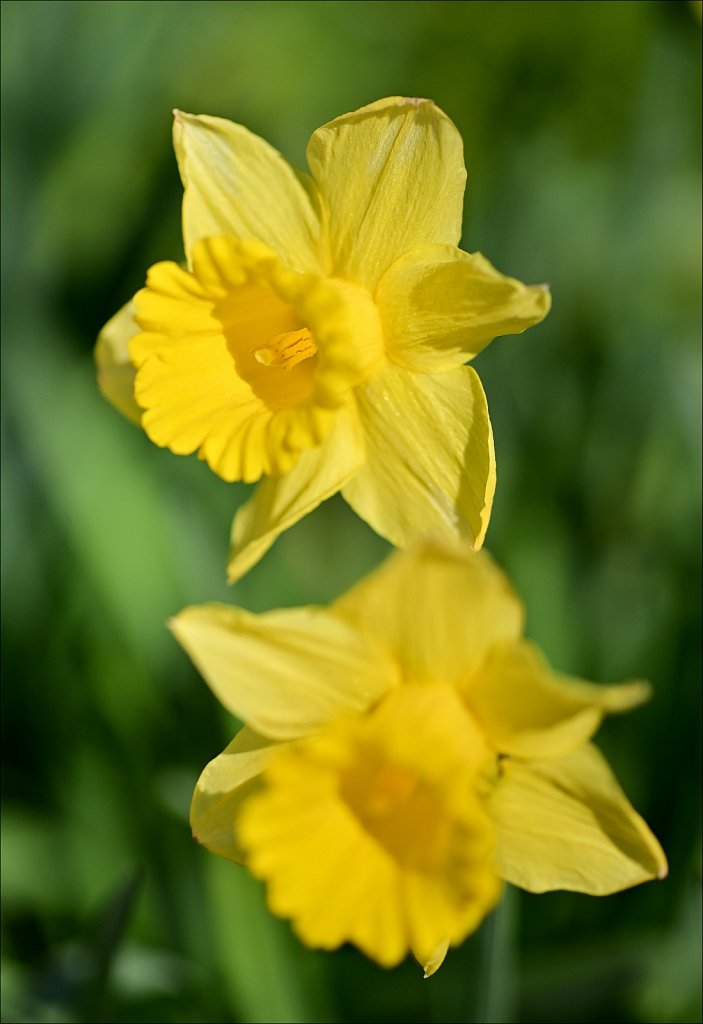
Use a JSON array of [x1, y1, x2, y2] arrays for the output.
[[171, 543, 667, 975], [96, 98, 550, 580]]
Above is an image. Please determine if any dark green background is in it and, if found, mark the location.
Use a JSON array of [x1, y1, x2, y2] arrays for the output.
[[2, 2, 701, 1022]]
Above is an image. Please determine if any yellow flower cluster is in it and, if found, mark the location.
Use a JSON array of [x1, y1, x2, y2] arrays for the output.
[[96, 97, 666, 975]]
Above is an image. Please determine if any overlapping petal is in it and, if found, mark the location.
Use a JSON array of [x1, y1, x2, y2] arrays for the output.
[[227, 404, 364, 581], [334, 544, 524, 684], [377, 244, 552, 373], [240, 742, 408, 966], [170, 602, 399, 740], [131, 237, 352, 483], [190, 727, 282, 863], [131, 254, 272, 479], [173, 110, 322, 273], [342, 364, 495, 552], [307, 97, 465, 288], [466, 640, 651, 760], [488, 744, 668, 894], [130, 266, 278, 481], [95, 300, 142, 423]]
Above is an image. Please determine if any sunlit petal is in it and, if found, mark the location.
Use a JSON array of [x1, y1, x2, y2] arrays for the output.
[[467, 640, 651, 759], [174, 110, 322, 272], [307, 97, 465, 287], [335, 543, 523, 684], [342, 364, 495, 551], [488, 745, 668, 894], [170, 601, 399, 740], [227, 403, 364, 581], [190, 727, 283, 863], [378, 244, 551, 373]]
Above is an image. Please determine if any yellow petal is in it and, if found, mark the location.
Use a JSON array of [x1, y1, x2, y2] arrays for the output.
[[227, 404, 364, 582], [243, 751, 409, 966], [173, 110, 323, 273], [377, 245, 552, 373], [342, 364, 495, 552], [307, 97, 465, 287], [170, 602, 399, 741], [467, 640, 651, 760], [334, 543, 524, 685], [416, 938, 450, 978], [238, 684, 499, 969], [95, 300, 142, 424], [132, 245, 307, 482], [190, 727, 283, 863], [488, 744, 668, 894], [130, 258, 279, 483]]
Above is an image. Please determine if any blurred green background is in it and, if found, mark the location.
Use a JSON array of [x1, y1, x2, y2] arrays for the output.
[[2, 2, 701, 1022]]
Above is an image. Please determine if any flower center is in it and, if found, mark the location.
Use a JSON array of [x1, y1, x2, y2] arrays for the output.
[[340, 751, 452, 870], [214, 278, 320, 413], [131, 234, 386, 482], [253, 328, 318, 370]]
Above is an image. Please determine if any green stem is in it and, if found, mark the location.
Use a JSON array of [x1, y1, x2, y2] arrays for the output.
[[473, 886, 519, 1024]]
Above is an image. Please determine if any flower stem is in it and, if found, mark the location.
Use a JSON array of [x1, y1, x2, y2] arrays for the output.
[[473, 886, 519, 1024]]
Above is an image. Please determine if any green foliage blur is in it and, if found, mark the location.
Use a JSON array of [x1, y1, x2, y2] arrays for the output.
[[2, 2, 701, 1022]]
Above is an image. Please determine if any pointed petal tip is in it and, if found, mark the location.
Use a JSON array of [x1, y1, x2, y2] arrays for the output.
[[532, 282, 552, 310], [167, 607, 199, 639], [602, 677, 652, 713], [172, 108, 211, 134], [172, 108, 199, 129], [654, 842, 669, 880], [417, 938, 449, 978], [629, 678, 653, 703]]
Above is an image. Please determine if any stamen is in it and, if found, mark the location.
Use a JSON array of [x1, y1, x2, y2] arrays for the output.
[[253, 328, 317, 371]]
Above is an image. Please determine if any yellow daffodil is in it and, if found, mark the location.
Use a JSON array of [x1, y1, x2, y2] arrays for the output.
[[96, 98, 550, 580], [171, 543, 667, 976]]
